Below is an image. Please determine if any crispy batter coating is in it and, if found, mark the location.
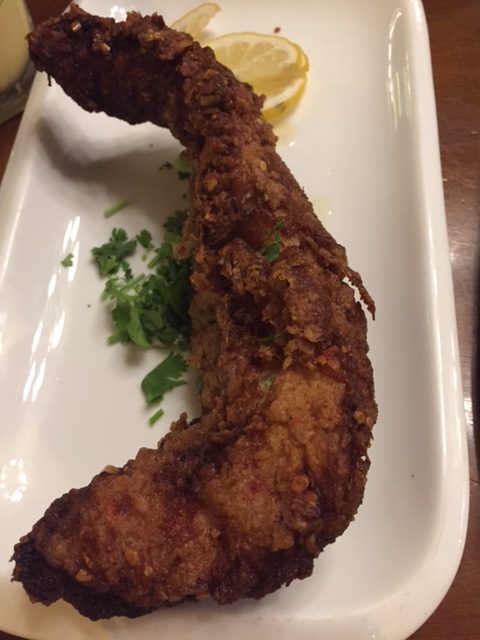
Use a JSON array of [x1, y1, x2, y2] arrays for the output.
[[12, 4, 377, 620]]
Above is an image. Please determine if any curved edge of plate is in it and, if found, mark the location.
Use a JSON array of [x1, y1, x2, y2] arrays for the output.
[[363, 0, 469, 637]]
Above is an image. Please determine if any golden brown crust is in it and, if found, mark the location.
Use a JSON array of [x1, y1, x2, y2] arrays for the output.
[[13, 4, 377, 619]]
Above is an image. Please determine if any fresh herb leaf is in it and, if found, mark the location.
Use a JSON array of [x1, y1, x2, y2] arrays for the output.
[[91, 228, 137, 278], [104, 267, 192, 348], [104, 199, 129, 218], [258, 331, 281, 345], [260, 374, 277, 390], [136, 229, 152, 249], [141, 352, 188, 406], [100, 216, 193, 349], [172, 155, 190, 180], [92, 203, 193, 425], [261, 220, 284, 263], [163, 210, 188, 243], [108, 298, 151, 348], [61, 253, 74, 267]]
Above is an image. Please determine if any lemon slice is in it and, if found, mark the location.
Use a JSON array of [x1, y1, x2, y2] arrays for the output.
[[171, 2, 221, 40], [206, 32, 309, 120], [262, 75, 307, 121]]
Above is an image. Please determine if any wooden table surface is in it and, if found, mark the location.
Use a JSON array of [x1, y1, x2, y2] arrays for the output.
[[0, 1, 478, 638]]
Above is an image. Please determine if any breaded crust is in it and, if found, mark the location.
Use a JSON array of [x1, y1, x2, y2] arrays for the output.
[[13, 4, 377, 619]]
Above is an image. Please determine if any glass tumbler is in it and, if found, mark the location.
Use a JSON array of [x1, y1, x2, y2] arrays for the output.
[[0, 0, 35, 125]]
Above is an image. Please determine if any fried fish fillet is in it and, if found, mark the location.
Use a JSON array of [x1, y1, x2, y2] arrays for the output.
[[12, 4, 377, 620]]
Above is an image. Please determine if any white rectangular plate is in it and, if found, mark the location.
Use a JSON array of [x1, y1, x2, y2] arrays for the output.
[[0, 1, 468, 639]]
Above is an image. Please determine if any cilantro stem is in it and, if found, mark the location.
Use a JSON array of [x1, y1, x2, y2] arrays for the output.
[[148, 408, 164, 426], [104, 199, 129, 218]]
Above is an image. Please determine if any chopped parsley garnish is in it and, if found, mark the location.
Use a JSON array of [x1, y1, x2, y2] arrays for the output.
[[104, 199, 129, 218], [163, 210, 188, 243], [141, 352, 188, 405], [258, 331, 281, 345], [148, 408, 164, 426], [91, 228, 137, 278], [172, 156, 190, 180], [261, 220, 284, 263], [61, 253, 74, 267], [95, 218, 193, 349], [103, 250, 192, 348], [159, 155, 190, 179], [91, 209, 193, 425], [136, 229, 152, 249], [260, 374, 277, 391]]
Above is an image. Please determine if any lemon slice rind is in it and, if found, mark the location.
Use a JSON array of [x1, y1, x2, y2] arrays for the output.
[[171, 2, 221, 40], [206, 31, 309, 121]]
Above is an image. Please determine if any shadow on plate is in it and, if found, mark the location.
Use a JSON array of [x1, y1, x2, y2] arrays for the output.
[[34, 112, 187, 232]]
